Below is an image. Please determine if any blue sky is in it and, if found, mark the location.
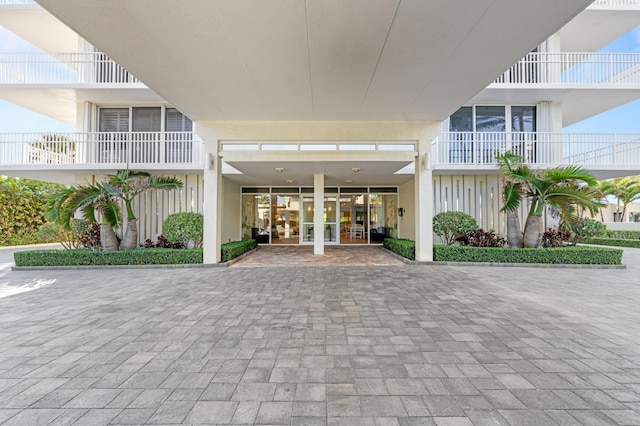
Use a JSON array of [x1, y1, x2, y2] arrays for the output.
[[0, 24, 638, 134]]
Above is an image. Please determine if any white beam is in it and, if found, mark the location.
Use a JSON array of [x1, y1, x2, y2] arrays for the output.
[[415, 138, 433, 262], [203, 144, 222, 264], [314, 173, 324, 255]]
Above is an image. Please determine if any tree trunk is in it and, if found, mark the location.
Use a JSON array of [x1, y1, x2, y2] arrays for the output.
[[523, 215, 543, 248], [120, 220, 138, 250], [506, 210, 523, 248], [100, 224, 119, 251]]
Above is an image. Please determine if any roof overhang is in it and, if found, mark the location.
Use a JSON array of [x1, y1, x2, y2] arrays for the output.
[[36, 0, 592, 121]]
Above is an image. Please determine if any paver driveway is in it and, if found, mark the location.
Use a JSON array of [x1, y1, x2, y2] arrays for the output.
[[0, 247, 639, 425]]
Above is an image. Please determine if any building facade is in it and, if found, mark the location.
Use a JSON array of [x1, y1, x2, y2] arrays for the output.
[[0, 0, 638, 262]]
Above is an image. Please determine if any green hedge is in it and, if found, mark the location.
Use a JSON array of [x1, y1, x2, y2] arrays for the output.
[[383, 238, 622, 265], [221, 239, 257, 262], [14, 248, 203, 267], [434, 245, 622, 265], [583, 237, 640, 248], [383, 238, 415, 260], [604, 230, 640, 240]]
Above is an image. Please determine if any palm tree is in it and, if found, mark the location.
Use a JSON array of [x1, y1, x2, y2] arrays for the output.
[[496, 151, 525, 248], [65, 183, 122, 251], [104, 170, 182, 249], [597, 176, 640, 222], [498, 151, 600, 248]]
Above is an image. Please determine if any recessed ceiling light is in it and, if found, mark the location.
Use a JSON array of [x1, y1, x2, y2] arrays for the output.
[[344, 179, 352, 184], [351, 167, 361, 173], [286, 179, 294, 184], [275, 167, 285, 173]]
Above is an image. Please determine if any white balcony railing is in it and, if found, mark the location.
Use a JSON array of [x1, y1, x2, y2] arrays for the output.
[[590, 0, 640, 7], [433, 132, 640, 167], [0, 132, 203, 167], [0, 52, 140, 84], [494, 52, 640, 85]]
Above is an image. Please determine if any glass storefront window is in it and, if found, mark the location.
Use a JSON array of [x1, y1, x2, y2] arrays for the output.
[[369, 194, 397, 243], [241, 194, 270, 243]]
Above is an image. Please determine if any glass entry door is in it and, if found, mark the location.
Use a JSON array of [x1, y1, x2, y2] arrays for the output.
[[271, 195, 300, 244], [339, 194, 368, 244]]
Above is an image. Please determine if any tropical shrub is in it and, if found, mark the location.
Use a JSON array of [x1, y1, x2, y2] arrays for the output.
[[433, 212, 479, 245], [383, 238, 415, 260], [141, 235, 186, 249], [37, 219, 97, 249], [0, 177, 65, 246], [457, 229, 506, 247], [221, 239, 257, 262], [541, 228, 571, 248], [563, 217, 606, 245], [162, 212, 204, 248], [434, 245, 622, 265]]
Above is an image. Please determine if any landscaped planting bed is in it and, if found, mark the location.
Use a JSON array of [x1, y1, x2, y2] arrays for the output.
[[383, 238, 623, 265], [14, 248, 203, 266], [14, 239, 258, 266], [582, 237, 640, 248]]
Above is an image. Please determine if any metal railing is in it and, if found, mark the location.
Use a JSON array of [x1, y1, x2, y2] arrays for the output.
[[0, 132, 203, 167], [590, 0, 640, 7], [221, 141, 416, 151], [493, 52, 640, 85], [0, 52, 140, 84], [433, 132, 640, 167]]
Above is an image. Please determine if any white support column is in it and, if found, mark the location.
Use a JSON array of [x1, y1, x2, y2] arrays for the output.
[[203, 142, 223, 264], [415, 138, 433, 262], [313, 173, 324, 255]]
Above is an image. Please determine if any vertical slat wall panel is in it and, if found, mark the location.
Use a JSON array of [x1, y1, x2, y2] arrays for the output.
[[127, 173, 205, 244], [432, 174, 532, 239]]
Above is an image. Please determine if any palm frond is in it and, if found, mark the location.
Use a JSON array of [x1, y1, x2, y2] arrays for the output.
[[501, 183, 523, 212]]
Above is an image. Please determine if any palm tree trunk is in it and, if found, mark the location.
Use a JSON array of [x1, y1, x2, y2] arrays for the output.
[[523, 215, 543, 248], [506, 210, 523, 248], [100, 224, 119, 251], [120, 220, 138, 250]]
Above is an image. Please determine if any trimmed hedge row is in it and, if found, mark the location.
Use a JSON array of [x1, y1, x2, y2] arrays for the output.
[[434, 245, 622, 265], [14, 248, 203, 266], [383, 238, 415, 261], [14, 240, 258, 266], [221, 239, 257, 262], [383, 238, 622, 265], [583, 237, 640, 248], [604, 230, 640, 240]]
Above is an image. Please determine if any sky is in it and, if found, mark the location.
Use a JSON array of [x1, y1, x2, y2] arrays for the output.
[[0, 24, 638, 134]]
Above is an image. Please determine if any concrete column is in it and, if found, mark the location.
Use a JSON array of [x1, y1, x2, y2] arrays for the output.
[[415, 138, 433, 262], [313, 173, 324, 255], [203, 142, 222, 264]]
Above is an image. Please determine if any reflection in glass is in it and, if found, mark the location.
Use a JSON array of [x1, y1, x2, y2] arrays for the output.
[[241, 194, 270, 243], [271, 195, 300, 244], [369, 194, 397, 243]]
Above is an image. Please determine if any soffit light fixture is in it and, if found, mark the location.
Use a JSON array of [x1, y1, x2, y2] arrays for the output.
[[286, 179, 294, 184], [351, 167, 361, 173], [275, 167, 285, 173], [344, 179, 352, 184]]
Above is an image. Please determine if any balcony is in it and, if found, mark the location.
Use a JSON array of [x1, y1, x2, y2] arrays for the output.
[[0, 52, 141, 85], [0, 132, 203, 170], [433, 132, 640, 172], [492, 52, 640, 85], [589, 0, 640, 8]]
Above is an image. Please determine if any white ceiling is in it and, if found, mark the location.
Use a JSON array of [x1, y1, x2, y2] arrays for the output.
[[36, 0, 592, 122]]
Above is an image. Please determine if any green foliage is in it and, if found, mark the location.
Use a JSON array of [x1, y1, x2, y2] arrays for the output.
[[14, 248, 203, 266], [457, 229, 506, 247], [604, 230, 640, 239], [163, 212, 204, 248], [221, 240, 258, 262], [541, 228, 571, 248], [563, 217, 607, 245], [383, 238, 416, 261], [582, 237, 640, 248], [37, 219, 96, 249], [433, 245, 622, 265], [0, 177, 65, 246], [433, 212, 479, 245]]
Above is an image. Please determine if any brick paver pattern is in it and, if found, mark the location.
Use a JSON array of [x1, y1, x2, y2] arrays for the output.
[[0, 247, 639, 425]]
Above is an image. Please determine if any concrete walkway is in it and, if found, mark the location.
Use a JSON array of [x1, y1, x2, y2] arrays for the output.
[[231, 246, 406, 267], [0, 246, 638, 425]]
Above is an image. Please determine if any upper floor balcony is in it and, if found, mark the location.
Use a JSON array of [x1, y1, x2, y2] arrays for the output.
[[432, 131, 640, 178], [0, 131, 204, 172], [492, 52, 640, 86], [0, 52, 141, 85]]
